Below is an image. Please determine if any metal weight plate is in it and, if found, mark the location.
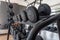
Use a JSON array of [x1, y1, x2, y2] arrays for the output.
[[38, 4, 51, 16], [26, 6, 39, 23], [20, 11, 28, 22]]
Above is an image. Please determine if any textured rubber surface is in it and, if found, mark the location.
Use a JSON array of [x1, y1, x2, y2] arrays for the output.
[[20, 11, 28, 22], [38, 4, 51, 16], [26, 6, 39, 23]]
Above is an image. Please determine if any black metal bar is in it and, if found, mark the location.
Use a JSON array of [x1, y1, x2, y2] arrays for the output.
[[27, 1, 35, 6], [27, 14, 60, 40], [7, 24, 10, 40], [27, 0, 37, 6], [34, 0, 37, 6], [40, 0, 42, 5]]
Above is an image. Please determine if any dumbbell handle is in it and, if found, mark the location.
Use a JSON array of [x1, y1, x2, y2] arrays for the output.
[[27, 13, 60, 40]]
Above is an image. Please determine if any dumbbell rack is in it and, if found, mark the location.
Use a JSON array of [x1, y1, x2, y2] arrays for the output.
[[26, 13, 60, 40], [7, 0, 60, 40]]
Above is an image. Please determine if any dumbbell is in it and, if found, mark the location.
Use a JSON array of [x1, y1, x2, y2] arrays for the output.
[[9, 3, 13, 9], [38, 4, 51, 16], [20, 4, 51, 23], [26, 13, 60, 40], [9, 11, 15, 16], [20, 11, 28, 22], [19, 15, 22, 22], [8, 3, 15, 17], [49, 27, 57, 32]]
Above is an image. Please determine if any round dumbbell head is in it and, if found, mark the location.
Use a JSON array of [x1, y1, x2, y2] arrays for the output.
[[26, 6, 39, 23], [9, 11, 14, 16], [19, 15, 22, 22], [20, 11, 28, 22], [9, 4, 13, 9], [38, 4, 51, 16]]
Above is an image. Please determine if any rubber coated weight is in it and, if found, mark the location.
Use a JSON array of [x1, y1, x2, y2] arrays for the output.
[[9, 11, 14, 16], [20, 11, 28, 22], [19, 15, 22, 22], [9, 4, 13, 9], [26, 6, 39, 23], [38, 4, 51, 16]]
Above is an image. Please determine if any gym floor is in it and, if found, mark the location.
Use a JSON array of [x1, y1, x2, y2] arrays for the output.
[[0, 29, 13, 40], [0, 35, 13, 40]]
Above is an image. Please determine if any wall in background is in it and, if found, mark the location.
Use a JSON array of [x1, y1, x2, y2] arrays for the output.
[[0, 0, 60, 9], [0, 1, 26, 26]]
